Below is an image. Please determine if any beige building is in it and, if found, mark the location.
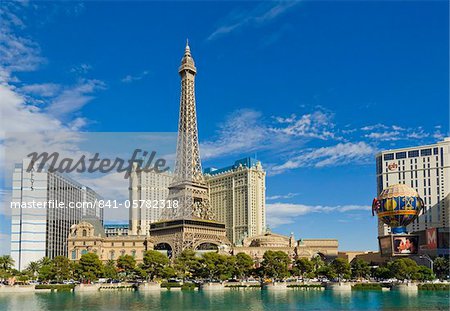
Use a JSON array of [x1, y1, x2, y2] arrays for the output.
[[129, 168, 173, 235], [68, 219, 151, 263], [376, 138, 450, 236], [205, 158, 266, 245], [233, 232, 338, 262]]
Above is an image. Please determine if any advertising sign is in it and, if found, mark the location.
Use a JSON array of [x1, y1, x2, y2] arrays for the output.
[[378, 236, 393, 256], [392, 235, 419, 255], [426, 228, 437, 250]]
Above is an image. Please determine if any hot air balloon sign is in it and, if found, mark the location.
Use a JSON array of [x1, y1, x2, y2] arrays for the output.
[[372, 184, 424, 234]]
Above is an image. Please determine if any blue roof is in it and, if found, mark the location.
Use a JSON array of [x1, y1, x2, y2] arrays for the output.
[[204, 157, 258, 176]]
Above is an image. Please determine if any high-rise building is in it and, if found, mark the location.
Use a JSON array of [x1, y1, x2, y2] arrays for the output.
[[129, 169, 173, 235], [204, 158, 266, 245], [375, 138, 450, 236], [10, 159, 103, 270]]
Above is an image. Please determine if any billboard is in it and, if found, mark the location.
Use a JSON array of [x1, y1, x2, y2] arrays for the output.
[[392, 235, 418, 255], [426, 228, 437, 250], [378, 236, 393, 256]]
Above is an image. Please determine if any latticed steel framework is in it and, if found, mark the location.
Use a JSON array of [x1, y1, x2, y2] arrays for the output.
[[165, 42, 214, 220]]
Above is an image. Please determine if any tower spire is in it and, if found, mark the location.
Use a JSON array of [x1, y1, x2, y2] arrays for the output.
[[165, 42, 214, 220]]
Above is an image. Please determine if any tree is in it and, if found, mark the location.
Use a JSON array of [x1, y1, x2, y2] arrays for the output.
[[311, 255, 324, 273], [117, 255, 136, 278], [79, 253, 104, 282], [199, 252, 233, 281], [414, 266, 434, 281], [234, 253, 254, 280], [38, 263, 54, 282], [0, 255, 14, 271], [373, 266, 392, 280], [52, 256, 71, 282], [142, 250, 169, 281], [25, 261, 41, 279], [174, 249, 199, 279], [292, 258, 314, 279], [103, 260, 118, 280], [388, 258, 418, 281], [316, 265, 337, 280], [331, 258, 351, 281], [261, 251, 290, 280], [351, 259, 371, 280], [434, 257, 449, 280], [161, 266, 176, 279]]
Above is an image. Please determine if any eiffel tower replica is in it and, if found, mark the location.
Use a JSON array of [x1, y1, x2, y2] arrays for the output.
[[149, 42, 230, 257]]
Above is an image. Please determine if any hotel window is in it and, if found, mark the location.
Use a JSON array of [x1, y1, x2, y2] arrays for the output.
[[384, 153, 394, 161], [81, 249, 87, 255], [421, 149, 432, 156], [408, 150, 419, 158], [71, 250, 77, 260], [395, 152, 406, 159]]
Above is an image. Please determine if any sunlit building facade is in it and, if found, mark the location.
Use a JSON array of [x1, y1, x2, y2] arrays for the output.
[[376, 138, 450, 236], [204, 158, 266, 245]]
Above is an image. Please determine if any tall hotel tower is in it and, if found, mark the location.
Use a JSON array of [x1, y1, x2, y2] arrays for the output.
[[10, 159, 103, 270], [376, 138, 450, 237], [205, 158, 266, 244]]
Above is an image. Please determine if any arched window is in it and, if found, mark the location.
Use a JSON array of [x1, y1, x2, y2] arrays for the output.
[[120, 249, 126, 256], [82, 229, 87, 237], [131, 250, 136, 258], [71, 250, 77, 260], [81, 249, 87, 255], [110, 251, 115, 260]]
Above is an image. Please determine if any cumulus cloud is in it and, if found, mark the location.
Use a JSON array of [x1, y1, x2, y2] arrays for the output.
[[270, 142, 375, 174]]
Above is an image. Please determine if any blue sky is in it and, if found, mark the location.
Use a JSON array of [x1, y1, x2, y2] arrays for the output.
[[0, 1, 448, 253]]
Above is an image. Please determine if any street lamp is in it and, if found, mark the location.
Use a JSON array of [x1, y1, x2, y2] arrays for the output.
[[419, 254, 433, 273]]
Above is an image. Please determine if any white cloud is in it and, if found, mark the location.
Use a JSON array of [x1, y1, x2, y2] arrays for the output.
[[201, 109, 268, 159], [364, 131, 401, 141], [46, 79, 106, 117], [20, 83, 61, 97], [270, 142, 375, 174], [201, 108, 338, 160], [121, 70, 149, 83], [266, 192, 299, 200], [271, 111, 337, 140], [208, 1, 300, 40], [70, 63, 92, 74], [266, 202, 370, 227]]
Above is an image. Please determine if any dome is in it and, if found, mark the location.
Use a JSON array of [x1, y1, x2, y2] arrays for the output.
[[372, 184, 424, 234], [247, 232, 291, 248]]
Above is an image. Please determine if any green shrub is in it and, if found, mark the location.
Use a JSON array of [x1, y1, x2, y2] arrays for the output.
[[352, 283, 382, 290], [418, 283, 450, 291], [181, 283, 197, 290]]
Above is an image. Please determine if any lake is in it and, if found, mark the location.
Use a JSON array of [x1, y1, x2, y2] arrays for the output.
[[0, 290, 449, 310]]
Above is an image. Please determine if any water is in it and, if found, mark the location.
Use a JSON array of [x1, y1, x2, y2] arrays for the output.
[[0, 290, 449, 310]]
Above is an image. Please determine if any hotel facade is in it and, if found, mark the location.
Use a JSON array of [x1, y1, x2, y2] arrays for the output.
[[129, 168, 173, 235], [375, 138, 450, 242], [10, 159, 103, 270], [204, 158, 266, 245]]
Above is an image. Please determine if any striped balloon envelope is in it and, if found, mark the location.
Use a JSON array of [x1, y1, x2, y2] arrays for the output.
[[372, 184, 424, 234]]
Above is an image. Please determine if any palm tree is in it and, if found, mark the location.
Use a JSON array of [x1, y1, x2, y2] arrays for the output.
[[0, 255, 15, 271], [26, 261, 41, 278], [39, 257, 52, 267]]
